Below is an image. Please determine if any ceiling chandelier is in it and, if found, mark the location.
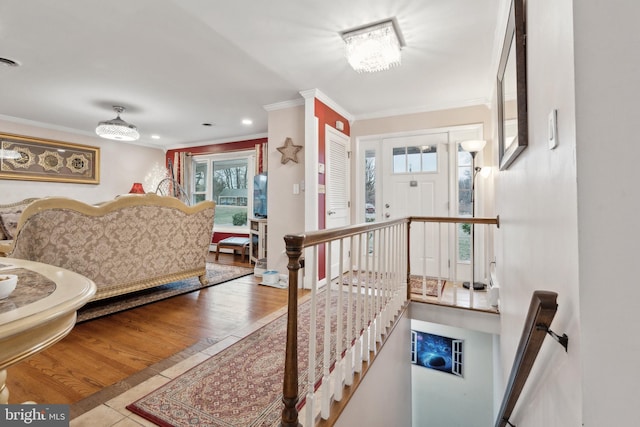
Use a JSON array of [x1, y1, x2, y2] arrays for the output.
[[342, 19, 403, 73], [96, 106, 140, 141]]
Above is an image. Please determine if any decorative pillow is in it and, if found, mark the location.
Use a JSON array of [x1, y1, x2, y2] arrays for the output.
[[0, 212, 22, 240]]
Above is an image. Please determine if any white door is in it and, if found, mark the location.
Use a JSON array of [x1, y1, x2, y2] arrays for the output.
[[325, 125, 350, 278], [381, 133, 450, 277]]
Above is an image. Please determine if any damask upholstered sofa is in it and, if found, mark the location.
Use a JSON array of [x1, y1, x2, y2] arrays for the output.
[[0, 198, 39, 251], [2, 194, 215, 301]]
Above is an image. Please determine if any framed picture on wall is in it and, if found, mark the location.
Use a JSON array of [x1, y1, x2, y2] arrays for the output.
[[411, 330, 464, 377], [497, 0, 528, 170], [0, 133, 100, 184]]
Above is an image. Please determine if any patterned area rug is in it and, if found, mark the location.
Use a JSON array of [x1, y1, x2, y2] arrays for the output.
[[127, 290, 359, 427], [77, 263, 253, 322], [342, 271, 445, 297], [408, 275, 446, 297]]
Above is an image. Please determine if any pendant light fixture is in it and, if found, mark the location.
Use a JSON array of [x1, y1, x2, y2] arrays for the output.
[[96, 106, 140, 141]]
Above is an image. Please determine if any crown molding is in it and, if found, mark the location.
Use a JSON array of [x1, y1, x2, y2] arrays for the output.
[[263, 98, 304, 111], [352, 97, 492, 121], [299, 89, 354, 123]]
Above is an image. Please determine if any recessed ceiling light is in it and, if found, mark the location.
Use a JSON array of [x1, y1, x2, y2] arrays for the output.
[[151, 135, 160, 139], [242, 119, 253, 126], [0, 57, 19, 67]]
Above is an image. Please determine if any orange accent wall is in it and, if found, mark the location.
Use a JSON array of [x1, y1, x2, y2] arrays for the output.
[[314, 99, 350, 278]]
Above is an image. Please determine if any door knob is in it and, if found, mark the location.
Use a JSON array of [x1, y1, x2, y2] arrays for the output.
[[327, 210, 336, 215], [385, 203, 390, 208], [385, 213, 391, 218]]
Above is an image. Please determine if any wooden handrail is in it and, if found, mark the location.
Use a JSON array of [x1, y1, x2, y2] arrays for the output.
[[281, 219, 409, 426], [495, 291, 558, 427], [280, 215, 501, 426], [285, 217, 409, 248], [410, 215, 500, 228], [284, 216, 499, 250]]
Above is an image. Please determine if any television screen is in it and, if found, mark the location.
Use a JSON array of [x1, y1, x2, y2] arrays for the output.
[[253, 173, 267, 218]]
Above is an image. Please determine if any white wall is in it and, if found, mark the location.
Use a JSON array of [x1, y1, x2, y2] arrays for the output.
[[335, 313, 412, 427], [0, 120, 165, 204], [266, 105, 305, 275], [573, 2, 640, 426], [411, 319, 494, 427], [492, 0, 582, 425]]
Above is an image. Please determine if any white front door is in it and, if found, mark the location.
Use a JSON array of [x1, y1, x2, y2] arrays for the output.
[[325, 125, 350, 278], [381, 132, 450, 277]]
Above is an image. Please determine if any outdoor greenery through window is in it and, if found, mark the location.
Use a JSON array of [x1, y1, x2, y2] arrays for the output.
[[458, 145, 472, 262], [213, 159, 248, 227], [364, 149, 376, 223], [192, 155, 252, 230]]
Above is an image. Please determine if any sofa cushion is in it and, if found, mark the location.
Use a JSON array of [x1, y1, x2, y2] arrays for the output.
[[0, 211, 21, 240], [0, 198, 38, 240]]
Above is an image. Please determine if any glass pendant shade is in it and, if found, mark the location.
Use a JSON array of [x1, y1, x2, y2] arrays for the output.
[[96, 106, 140, 141]]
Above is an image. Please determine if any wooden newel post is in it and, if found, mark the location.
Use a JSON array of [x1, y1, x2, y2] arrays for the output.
[[281, 234, 304, 427]]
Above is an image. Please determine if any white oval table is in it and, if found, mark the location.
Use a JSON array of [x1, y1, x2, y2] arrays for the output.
[[0, 258, 96, 403]]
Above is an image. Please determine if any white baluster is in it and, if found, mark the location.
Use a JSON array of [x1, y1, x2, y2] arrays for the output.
[[437, 222, 443, 301], [334, 238, 344, 402], [470, 222, 475, 308], [452, 222, 458, 307], [354, 233, 364, 373], [370, 229, 378, 348], [381, 227, 388, 334], [345, 237, 354, 385], [305, 245, 318, 427], [321, 243, 332, 419], [422, 221, 428, 298], [363, 231, 371, 362]]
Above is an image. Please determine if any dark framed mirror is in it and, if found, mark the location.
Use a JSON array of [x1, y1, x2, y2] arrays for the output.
[[497, 0, 527, 170]]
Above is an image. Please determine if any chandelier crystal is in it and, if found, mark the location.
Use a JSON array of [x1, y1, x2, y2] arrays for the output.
[[96, 106, 140, 141], [342, 20, 403, 73]]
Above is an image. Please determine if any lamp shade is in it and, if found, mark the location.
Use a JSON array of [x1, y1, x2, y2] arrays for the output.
[[461, 140, 487, 153], [96, 106, 140, 141], [128, 182, 145, 194]]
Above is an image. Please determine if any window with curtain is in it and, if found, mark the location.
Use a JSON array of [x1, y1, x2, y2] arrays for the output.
[[192, 151, 255, 231]]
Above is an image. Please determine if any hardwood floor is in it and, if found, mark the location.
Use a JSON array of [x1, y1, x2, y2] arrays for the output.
[[5, 252, 292, 406]]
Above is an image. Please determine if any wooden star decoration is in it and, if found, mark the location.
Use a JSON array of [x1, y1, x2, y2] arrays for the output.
[[277, 137, 303, 164]]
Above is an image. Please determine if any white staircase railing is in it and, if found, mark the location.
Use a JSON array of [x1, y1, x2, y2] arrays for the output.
[[280, 215, 499, 426]]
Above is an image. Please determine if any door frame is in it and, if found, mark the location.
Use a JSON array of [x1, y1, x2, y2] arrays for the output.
[[354, 123, 485, 282], [325, 124, 351, 279]]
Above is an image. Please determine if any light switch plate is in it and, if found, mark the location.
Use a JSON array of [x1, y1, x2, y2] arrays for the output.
[[548, 109, 558, 150]]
